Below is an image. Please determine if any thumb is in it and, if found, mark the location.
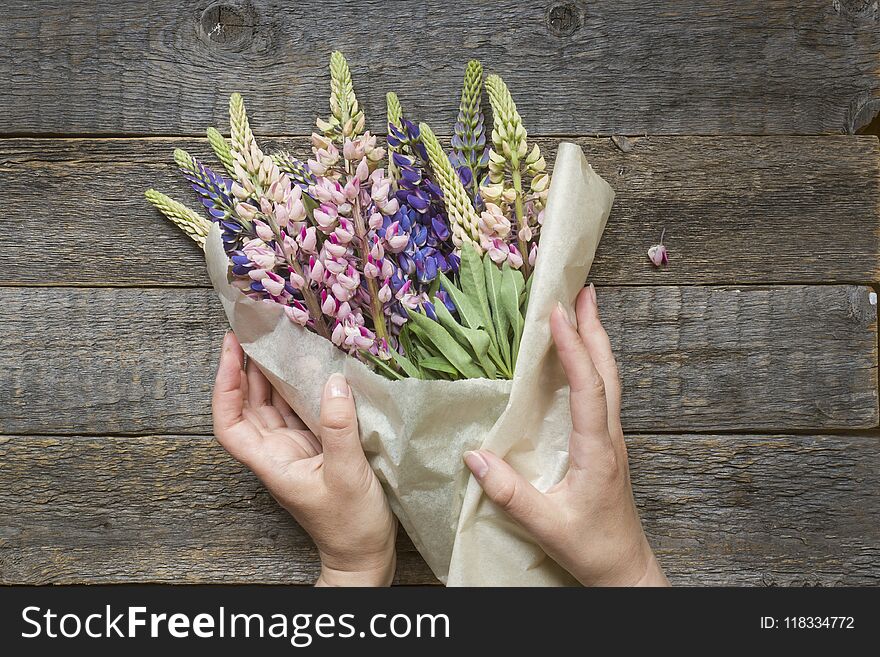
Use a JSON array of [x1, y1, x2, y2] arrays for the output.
[[464, 450, 554, 540], [319, 373, 368, 484]]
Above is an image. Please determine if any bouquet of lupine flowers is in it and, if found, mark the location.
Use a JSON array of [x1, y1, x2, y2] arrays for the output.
[[147, 53, 549, 381], [146, 53, 614, 586]]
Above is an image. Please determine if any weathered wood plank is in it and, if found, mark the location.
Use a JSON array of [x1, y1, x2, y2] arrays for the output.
[[1, 434, 877, 585], [2, 135, 878, 286], [0, 285, 875, 434], [1, 1, 878, 136]]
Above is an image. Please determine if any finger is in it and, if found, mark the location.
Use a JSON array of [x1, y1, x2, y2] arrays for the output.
[[319, 373, 368, 484], [245, 358, 286, 430], [464, 450, 556, 540], [576, 284, 622, 424], [272, 387, 307, 431], [212, 332, 245, 434], [246, 357, 272, 408], [551, 302, 609, 444]]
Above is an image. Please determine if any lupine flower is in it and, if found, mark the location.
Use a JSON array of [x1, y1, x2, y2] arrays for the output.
[[272, 151, 317, 190], [648, 229, 669, 267], [386, 118, 459, 285], [316, 51, 365, 142], [448, 60, 489, 203], [482, 74, 549, 275], [173, 149, 242, 248], [144, 189, 211, 247], [418, 122, 483, 249], [206, 127, 235, 176]]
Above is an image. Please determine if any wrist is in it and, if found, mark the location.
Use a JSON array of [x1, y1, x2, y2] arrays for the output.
[[315, 550, 396, 587], [632, 551, 669, 587]]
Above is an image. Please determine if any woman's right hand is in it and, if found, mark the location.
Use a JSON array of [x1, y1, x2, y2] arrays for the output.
[[464, 285, 669, 586]]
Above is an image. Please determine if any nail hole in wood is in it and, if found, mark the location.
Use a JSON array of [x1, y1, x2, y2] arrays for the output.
[[546, 3, 582, 37]]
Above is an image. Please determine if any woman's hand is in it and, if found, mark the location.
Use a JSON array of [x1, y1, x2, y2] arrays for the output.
[[464, 285, 669, 587], [212, 332, 397, 587]]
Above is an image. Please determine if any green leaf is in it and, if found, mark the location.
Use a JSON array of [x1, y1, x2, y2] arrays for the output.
[[433, 299, 497, 379], [484, 256, 510, 367], [389, 347, 422, 379], [406, 309, 484, 379], [404, 322, 460, 380], [363, 353, 403, 380], [458, 245, 496, 346], [500, 262, 526, 370], [420, 356, 459, 376], [439, 272, 483, 331], [521, 274, 534, 314], [427, 276, 442, 299]]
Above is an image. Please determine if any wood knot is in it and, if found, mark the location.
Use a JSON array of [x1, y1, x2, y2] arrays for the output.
[[832, 0, 879, 20], [546, 2, 582, 37], [199, 1, 256, 49], [845, 94, 880, 135]]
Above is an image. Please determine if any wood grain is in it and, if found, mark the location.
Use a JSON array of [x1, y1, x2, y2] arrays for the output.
[[2, 135, 878, 286], [1, 434, 876, 585], [1, 1, 878, 136], [0, 285, 875, 435]]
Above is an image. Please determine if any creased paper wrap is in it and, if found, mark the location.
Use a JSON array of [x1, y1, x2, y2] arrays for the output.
[[206, 142, 614, 585]]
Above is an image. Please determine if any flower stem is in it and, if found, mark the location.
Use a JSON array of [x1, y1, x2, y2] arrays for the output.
[[351, 201, 390, 346], [510, 165, 531, 277], [291, 260, 330, 338]]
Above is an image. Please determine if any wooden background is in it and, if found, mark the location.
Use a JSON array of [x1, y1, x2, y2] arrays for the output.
[[1, 0, 879, 585]]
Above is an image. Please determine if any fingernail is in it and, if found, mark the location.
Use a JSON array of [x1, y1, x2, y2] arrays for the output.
[[464, 451, 489, 478], [326, 373, 350, 398], [556, 301, 574, 328], [589, 282, 597, 304]]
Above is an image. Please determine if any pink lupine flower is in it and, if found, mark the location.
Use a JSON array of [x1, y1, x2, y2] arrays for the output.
[[242, 240, 276, 270], [308, 255, 324, 282], [478, 203, 512, 239], [321, 290, 338, 315], [285, 303, 310, 326], [254, 219, 274, 242], [262, 271, 286, 296], [384, 222, 410, 252], [378, 281, 392, 303], [507, 245, 524, 269], [355, 158, 370, 182], [324, 234, 348, 258], [343, 177, 360, 201], [529, 243, 538, 267], [364, 255, 380, 279], [281, 234, 298, 258], [334, 218, 354, 243], [332, 282, 354, 302], [486, 238, 509, 265], [336, 265, 360, 291], [289, 270, 305, 289], [298, 226, 318, 253], [648, 244, 668, 267], [236, 201, 258, 222], [313, 204, 339, 231], [648, 229, 669, 267], [324, 257, 346, 275]]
